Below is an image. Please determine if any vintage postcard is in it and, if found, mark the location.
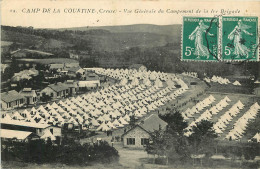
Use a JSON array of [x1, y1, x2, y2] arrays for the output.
[[1, 0, 260, 169]]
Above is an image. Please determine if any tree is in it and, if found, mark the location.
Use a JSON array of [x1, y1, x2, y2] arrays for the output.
[[159, 111, 188, 135], [41, 94, 52, 102], [188, 120, 217, 157], [129, 115, 136, 128], [145, 126, 176, 165], [156, 111, 191, 163]]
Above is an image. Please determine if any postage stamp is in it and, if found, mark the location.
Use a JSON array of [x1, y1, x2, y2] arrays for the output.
[[182, 17, 219, 61], [222, 16, 259, 61]]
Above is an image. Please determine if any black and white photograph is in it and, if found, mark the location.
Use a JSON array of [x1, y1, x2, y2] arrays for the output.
[[1, 0, 260, 168]]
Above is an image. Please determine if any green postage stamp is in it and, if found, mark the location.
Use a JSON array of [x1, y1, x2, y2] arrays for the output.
[[182, 17, 219, 61], [222, 16, 259, 61]]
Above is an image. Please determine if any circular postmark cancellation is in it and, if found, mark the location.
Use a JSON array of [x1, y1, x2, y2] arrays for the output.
[[182, 17, 219, 61], [182, 16, 259, 62]]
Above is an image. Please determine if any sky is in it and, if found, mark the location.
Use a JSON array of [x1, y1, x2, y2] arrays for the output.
[[1, 0, 260, 28]]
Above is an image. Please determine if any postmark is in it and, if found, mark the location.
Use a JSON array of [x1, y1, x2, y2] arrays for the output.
[[222, 16, 258, 61], [182, 17, 219, 61]]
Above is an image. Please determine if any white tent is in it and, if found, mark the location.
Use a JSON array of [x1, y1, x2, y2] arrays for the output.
[[41, 130, 56, 140], [233, 80, 241, 86], [12, 111, 24, 120], [251, 133, 260, 142], [96, 122, 111, 131]]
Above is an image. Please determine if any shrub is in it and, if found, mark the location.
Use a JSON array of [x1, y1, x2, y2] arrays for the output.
[[1, 139, 119, 165]]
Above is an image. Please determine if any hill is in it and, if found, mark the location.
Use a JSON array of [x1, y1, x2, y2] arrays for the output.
[[57, 24, 181, 36], [57, 24, 181, 52], [1, 29, 73, 50], [1, 25, 259, 78]]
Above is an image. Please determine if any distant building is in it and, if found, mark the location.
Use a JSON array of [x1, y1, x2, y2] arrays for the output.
[[78, 80, 100, 90], [1, 90, 25, 110], [129, 64, 147, 72], [122, 114, 167, 148], [64, 80, 79, 96], [76, 68, 86, 79], [40, 82, 69, 99], [49, 63, 65, 70], [64, 66, 84, 78], [69, 52, 79, 59], [84, 71, 100, 81], [254, 87, 260, 97], [49, 63, 80, 72], [19, 88, 38, 105]]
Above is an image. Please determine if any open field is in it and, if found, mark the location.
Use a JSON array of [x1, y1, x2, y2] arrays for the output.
[[17, 58, 79, 64]]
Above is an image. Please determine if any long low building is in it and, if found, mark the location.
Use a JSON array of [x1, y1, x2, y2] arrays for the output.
[[1, 90, 25, 110], [78, 80, 100, 89], [1, 129, 40, 142], [1, 119, 62, 141]]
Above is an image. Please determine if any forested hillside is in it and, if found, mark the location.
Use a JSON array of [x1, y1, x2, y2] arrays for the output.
[[1, 25, 259, 78]]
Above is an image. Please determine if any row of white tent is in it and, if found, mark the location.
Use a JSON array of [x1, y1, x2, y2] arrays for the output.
[[184, 96, 232, 136], [213, 100, 245, 134], [225, 102, 260, 141], [93, 68, 188, 89], [204, 76, 241, 86], [3, 68, 189, 133], [181, 95, 215, 120], [182, 72, 198, 78]]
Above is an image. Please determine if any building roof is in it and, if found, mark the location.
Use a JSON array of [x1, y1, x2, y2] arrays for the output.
[[129, 64, 146, 70], [20, 88, 37, 97], [1, 119, 50, 129], [122, 114, 167, 137], [85, 72, 100, 79], [48, 82, 69, 92], [0, 129, 39, 140], [64, 80, 78, 88], [1, 90, 25, 103], [64, 66, 81, 73], [49, 64, 64, 69], [138, 114, 167, 133], [78, 80, 100, 87]]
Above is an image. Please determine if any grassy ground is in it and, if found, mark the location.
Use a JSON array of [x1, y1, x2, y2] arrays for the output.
[[17, 58, 79, 64]]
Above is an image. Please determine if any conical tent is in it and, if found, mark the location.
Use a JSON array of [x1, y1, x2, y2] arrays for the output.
[[252, 133, 260, 142], [155, 79, 163, 88], [120, 78, 128, 86], [97, 122, 111, 131], [12, 111, 24, 120], [233, 81, 241, 86], [119, 117, 129, 125], [21, 109, 30, 117], [3, 114, 12, 121], [91, 119, 100, 127], [41, 130, 56, 140], [52, 102, 59, 109]]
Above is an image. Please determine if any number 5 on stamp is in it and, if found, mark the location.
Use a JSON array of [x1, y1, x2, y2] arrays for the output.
[[222, 16, 258, 61], [182, 17, 219, 61]]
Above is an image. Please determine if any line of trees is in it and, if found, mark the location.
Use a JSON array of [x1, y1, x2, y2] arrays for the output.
[[1, 137, 119, 165]]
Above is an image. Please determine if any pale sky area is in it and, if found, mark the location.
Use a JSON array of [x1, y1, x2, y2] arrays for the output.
[[1, 0, 259, 28]]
